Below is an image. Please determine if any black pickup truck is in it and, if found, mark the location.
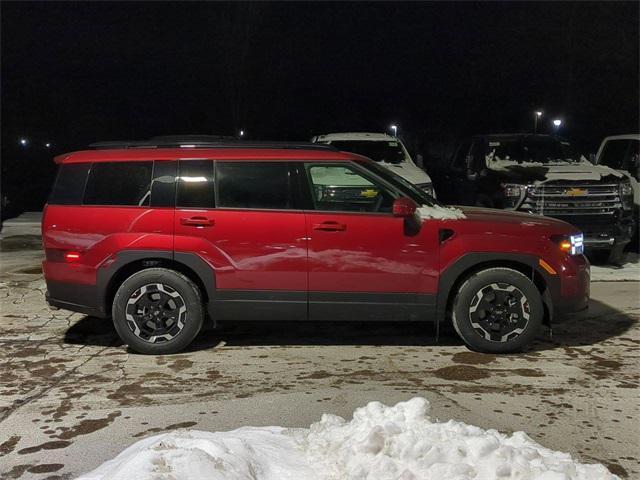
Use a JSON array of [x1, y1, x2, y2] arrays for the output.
[[431, 134, 635, 263]]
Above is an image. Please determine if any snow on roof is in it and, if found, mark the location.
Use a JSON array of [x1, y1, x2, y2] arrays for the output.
[[600, 134, 640, 141], [315, 132, 397, 142], [76, 398, 617, 480]]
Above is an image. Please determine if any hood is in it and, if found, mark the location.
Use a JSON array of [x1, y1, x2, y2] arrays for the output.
[[488, 160, 624, 184], [457, 205, 575, 231], [378, 160, 432, 184]]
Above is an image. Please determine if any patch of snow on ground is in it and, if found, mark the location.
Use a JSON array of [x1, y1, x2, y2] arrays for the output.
[[591, 252, 640, 282], [76, 398, 617, 480], [417, 204, 466, 220]]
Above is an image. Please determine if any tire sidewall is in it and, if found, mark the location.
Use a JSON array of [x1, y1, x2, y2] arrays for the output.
[[112, 268, 203, 354], [452, 268, 544, 353]]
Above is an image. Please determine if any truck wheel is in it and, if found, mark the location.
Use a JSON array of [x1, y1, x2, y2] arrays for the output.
[[452, 267, 544, 353], [112, 268, 204, 354]]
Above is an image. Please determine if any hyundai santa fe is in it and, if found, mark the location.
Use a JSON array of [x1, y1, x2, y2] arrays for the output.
[[42, 138, 590, 354]]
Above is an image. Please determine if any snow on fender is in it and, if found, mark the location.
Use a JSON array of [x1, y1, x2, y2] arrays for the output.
[[75, 397, 618, 480]]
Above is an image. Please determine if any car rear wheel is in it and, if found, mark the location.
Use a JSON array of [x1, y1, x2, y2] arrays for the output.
[[452, 267, 544, 353], [112, 268, 204, 354]]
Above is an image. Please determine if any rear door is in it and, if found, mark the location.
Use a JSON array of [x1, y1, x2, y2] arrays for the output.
[[301, 162, 438, 321], [173, 160, 308, 321]]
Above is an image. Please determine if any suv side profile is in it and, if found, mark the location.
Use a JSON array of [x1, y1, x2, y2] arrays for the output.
[[43, 139, 589, 354]]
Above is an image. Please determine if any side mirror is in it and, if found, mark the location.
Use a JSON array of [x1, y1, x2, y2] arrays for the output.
[[393, 197, 417, 217]]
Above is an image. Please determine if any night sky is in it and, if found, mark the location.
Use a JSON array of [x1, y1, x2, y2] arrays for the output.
[[1, 1, 639, 212]]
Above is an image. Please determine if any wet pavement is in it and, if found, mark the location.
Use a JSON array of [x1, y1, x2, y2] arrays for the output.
[[1, 219, 639, 479]]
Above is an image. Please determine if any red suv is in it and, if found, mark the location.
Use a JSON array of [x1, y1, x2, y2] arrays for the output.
[[42, 139, 590, 354]]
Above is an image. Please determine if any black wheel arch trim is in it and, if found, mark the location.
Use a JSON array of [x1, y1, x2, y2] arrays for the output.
[[436, 252, 559, 335], [97, 250, 216, 318]]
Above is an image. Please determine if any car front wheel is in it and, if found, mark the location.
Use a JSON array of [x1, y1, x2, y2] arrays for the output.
[[112, 268, 204, 354], [452, 267, 544, 353]]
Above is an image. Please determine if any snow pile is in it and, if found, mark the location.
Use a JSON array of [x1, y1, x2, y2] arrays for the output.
[[591, 252, 640, 282], [417, 204, 466, 220], [76, 398, 617, 480]]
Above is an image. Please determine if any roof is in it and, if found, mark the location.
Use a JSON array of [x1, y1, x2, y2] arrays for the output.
[[313, 132, 397, 142], [600, 134, 640, 141], [54, 147, 360, 164]]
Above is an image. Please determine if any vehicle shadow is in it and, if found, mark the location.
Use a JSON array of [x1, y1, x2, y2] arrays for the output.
[[529, 298, 636, 352], [63, 298, 635, 353]]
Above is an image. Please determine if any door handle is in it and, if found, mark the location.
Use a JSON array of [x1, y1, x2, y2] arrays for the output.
[[313, 221, 347, 232], [180, 216, 214, 227]]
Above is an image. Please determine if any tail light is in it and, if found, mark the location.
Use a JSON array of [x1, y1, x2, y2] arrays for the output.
[[64, 251, 81, 263]]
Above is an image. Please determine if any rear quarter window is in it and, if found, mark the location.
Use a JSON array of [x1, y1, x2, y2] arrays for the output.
[[83, 162, 153, 206], [48, 163, 91, 205]]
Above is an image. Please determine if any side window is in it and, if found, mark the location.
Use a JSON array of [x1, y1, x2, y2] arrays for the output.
[[150, 161, 177, 207], [305, 164, 395, 213], [468, 141, 485, 172], [599, 140, 629, 169], [176, 160, 214, 208], [216, 162, 293, 210], [84, 162, 153, 206], [48, 163, 91, 205], [452, 141, 472, 169]]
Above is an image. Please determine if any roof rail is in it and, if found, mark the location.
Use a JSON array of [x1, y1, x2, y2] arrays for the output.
[[89, 136, 337, 151]]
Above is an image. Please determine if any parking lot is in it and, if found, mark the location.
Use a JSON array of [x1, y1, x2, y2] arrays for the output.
[[0, 216, 638, 479]]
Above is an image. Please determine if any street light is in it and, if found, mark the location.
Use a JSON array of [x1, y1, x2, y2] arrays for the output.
[[533, 111, 543, 134], [552, 119, 562, 131], [19, 138, 28, 146], [45, 143, 52, 148], [239, 130, 245, 138], [390, 125, 398, 137]]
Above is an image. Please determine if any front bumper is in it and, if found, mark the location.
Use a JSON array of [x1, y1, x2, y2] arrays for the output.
[[573, 215, 635, 251]]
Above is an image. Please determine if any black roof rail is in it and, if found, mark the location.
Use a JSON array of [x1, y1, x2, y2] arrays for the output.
[[88, 136, 337, 151]]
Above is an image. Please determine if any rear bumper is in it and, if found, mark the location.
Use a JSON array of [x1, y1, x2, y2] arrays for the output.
[[45, 280, 107, 318]]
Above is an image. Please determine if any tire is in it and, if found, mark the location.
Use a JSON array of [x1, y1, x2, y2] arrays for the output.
[[452, 267, 544, 353], [112, 268, 204, 354]]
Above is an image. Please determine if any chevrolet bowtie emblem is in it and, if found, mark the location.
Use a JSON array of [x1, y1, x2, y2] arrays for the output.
[[566, 188, 587, 196]]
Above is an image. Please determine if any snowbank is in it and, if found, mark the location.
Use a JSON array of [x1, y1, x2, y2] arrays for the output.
[[76, 398, 617, 480], [417, 204, 466, 220], [591, 253, 640, 282]]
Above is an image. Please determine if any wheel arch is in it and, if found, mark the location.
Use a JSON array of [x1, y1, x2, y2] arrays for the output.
[[98, 250, 215, 318], [437, 253, 557, 332]]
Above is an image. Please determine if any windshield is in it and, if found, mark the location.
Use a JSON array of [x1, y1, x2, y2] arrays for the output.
[[359, 160, 438, 206], [487, 137, 582, 164], [327, 140, 407, 164]]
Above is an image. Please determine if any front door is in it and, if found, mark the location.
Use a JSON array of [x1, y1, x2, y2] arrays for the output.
[[302, 162, 439, 321], [174, 160, 308, 320]]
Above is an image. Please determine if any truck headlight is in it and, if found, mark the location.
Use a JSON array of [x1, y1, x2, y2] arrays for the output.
[[417, 183, 436, 198], [501, 183, 525, 197], [620, 181, 633, 210], [551, 233, 584, 255]]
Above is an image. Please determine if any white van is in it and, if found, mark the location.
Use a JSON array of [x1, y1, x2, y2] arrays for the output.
[[311, 132, 435, 197]]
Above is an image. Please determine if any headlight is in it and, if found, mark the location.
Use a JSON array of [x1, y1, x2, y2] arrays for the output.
[[501, 183, 526, 197], [620, 181, 634, 210], [551, 233, 584, 255], [417, 183, 436, 198], [620, 181, 633, 197]]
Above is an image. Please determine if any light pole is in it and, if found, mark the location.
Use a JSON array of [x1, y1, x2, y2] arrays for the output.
[[239, 130, 245, 138], [533, 111, 543, 134], [390, 125, 398, 137], [19, 138, 28, 147]]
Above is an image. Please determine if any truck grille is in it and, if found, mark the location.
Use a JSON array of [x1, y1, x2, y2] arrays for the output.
[[520, 182, 621, 217]]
